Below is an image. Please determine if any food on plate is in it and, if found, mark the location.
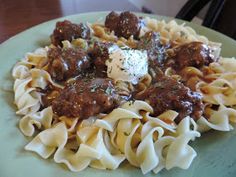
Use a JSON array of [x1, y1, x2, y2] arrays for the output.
[[12, 11, 236, 174]]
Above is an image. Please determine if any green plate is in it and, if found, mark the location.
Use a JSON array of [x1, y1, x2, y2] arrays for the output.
[[0, 12, 236, 177]]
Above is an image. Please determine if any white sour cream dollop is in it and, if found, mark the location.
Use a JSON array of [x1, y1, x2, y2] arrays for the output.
[[106, 48, 148, 84]]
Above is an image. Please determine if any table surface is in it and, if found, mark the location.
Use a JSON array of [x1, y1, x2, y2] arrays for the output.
[[0, 0, 140, 44]]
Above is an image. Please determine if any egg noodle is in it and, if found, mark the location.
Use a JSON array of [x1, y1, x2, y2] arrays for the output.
[[12, 16, 236, 174]]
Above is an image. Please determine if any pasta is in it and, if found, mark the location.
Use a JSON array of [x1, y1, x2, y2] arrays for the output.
[[12, 11, 236, 175]]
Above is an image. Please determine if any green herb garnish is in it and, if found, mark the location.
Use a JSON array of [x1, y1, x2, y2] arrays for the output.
[[90, 84, 99, 92], [105, 87, 113, 95]]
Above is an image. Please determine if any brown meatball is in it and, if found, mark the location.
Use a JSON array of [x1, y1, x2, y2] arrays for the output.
[[51, 20, 91, 46], [105, 11, 143, 39], [138, 32, 170, 81], [139, 31, 168, 67], [47, 47, 91, 81], [90, 42, 118, 76], [166, 42, 214, 70], [116, 11, 142, 39], [105, 11, 120, 32], [51, 78, 121, 119], [135, 75, 203, 123]]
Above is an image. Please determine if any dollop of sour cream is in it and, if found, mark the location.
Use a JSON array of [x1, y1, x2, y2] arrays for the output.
[[106, 48, 148, 84]]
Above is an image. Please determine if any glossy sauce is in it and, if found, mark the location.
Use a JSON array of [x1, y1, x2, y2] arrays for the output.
[[41, 11, 218, 123], [47, 47, 91, 81], [165, 42, 215, 70], [51, 77, 121, 119], [105, 11, 143, 39], [51, 20, 91, 46], [135, 75, 203, 123]]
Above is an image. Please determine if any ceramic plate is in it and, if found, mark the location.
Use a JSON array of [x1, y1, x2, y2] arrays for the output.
[[0, 12, 236, 177]]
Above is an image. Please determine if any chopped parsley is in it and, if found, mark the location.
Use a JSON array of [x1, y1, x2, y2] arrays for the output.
[[108, 66, 113, 74], [107, 58, 113, 63], [90, 84, 99, 92], [124, 132, 130, 136], [105, 87, 113, 95]]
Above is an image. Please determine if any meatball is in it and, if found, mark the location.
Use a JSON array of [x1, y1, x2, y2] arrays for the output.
[[90, 42, 118, 76], [135, 75, 203, 123], [51, 20, 91, 46], [47, 47, 91, 81], [117, 11, 142, 39], [105, 11, 143, 39], [139, 31, 168, 67], [138, 31, 169, 80], [105, 11, 120, 32], [51, 78, 121, 119], [166, 42, 214, 70]]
